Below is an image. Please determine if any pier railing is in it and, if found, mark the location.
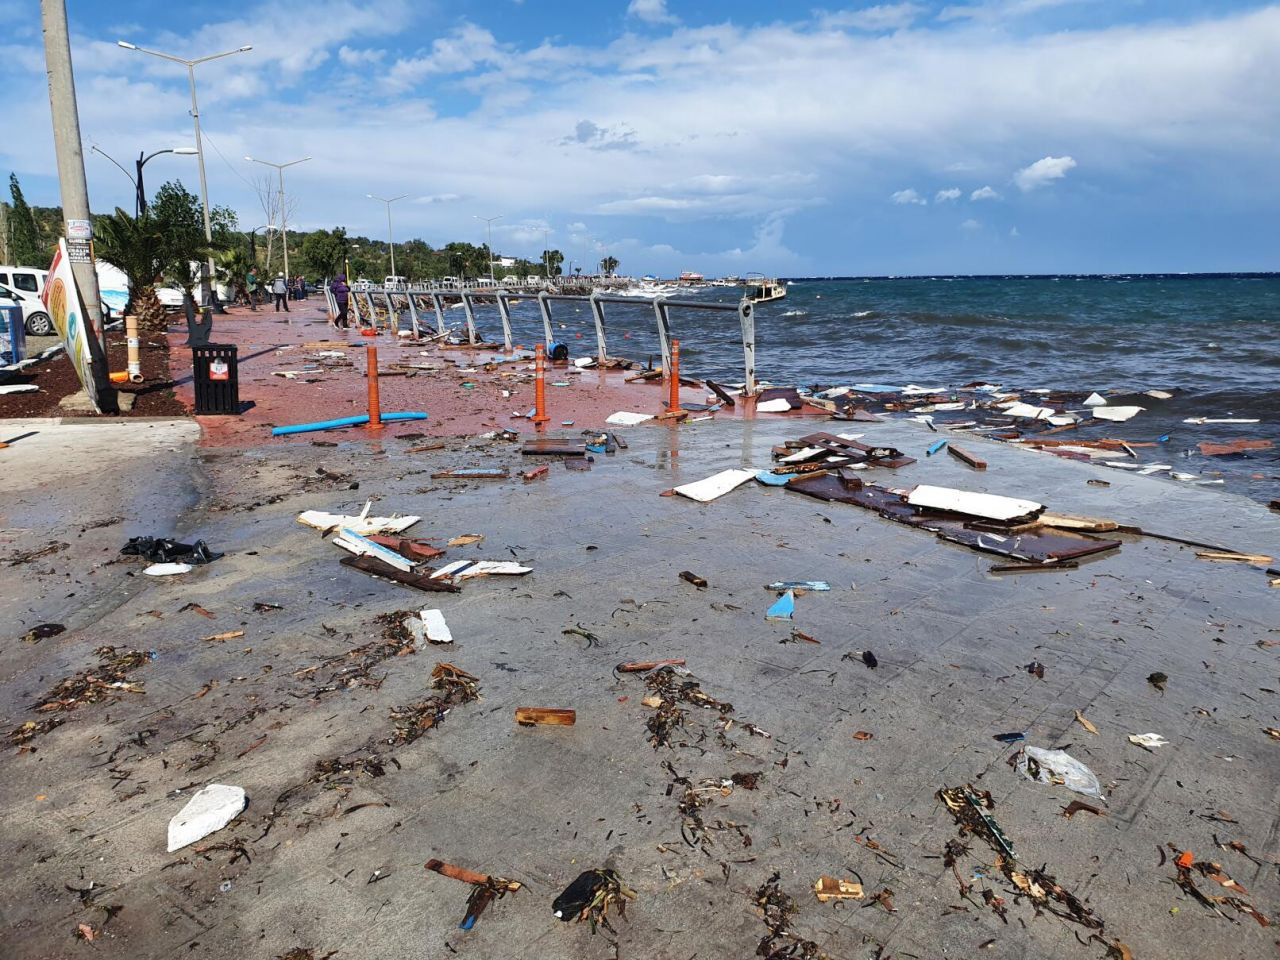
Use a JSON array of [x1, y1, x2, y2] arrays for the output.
[[328, 281, 758, 392]]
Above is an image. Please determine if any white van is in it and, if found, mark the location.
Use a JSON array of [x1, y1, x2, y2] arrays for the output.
[[384, 275, 407, 291]]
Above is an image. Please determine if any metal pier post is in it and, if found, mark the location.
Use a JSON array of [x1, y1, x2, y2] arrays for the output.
[[537, 291, 554, 347], [496, 292, 514, 353], [588, 291, 608, 363], [652, 298, 672, 375], [738, 298, 756, 393], [461, 291, 478, 345]]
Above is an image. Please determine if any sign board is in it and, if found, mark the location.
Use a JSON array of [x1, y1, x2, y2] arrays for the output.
[[66, 218, 92, 240], [42, 239, 102, 413], [65, 238, 92, 263]]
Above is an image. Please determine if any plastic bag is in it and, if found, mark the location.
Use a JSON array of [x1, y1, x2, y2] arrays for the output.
[[1015, 745, 1105, 801]]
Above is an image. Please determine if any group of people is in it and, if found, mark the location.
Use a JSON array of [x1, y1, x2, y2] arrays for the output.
[[239, 272, 308, 312]]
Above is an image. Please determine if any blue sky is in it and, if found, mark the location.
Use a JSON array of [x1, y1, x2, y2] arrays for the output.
[[2, 0, 1278, 275]]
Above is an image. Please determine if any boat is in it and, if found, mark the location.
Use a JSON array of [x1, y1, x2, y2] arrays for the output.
[[678, 270, 705, 284], [744, 273, 786, 303]]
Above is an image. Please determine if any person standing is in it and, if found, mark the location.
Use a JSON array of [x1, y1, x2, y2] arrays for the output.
[[272, 273, 289, 312], [246, 269, 258, 310], [331, 274, 350, 329]]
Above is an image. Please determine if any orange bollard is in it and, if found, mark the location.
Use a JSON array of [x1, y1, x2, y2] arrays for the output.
[[366, 344, 384, 430], [531, 343, 550, 425], [667, 338, 684, 416]]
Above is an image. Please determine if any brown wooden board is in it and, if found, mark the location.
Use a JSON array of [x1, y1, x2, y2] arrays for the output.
[[340, 555, 462, 592], [521, 439, 588, 456], [705, 380, 737, 407], [947, 444, 987, 470]]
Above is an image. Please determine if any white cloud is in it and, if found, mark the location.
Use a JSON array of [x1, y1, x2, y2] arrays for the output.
[[1014, 155, 1077, 191], [820, 3, 924, 31], [935, 187, 962, 202], [412, 193, 461, 205], [940, 0, 1092, 23], [891, 188, 927, 205], [627, 0, 678, 25], [1010, 226, 1020, 237], [961, 218, 982, 230], [384, 23, 502, 92], [970, 185, 1001, 200]]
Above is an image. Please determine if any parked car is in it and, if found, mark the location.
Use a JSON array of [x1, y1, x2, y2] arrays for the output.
[[0, 281, 54, 336], [384, 275, 407, 290]]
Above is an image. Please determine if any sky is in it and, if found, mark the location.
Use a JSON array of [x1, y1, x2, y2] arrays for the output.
[[2, 0, 1279, 276]]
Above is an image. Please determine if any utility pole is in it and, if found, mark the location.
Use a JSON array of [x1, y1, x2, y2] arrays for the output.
[[247, 155, 310, 282], [368, 193, 406, 278], [40, 0, 111, 387], [474, 214, 502, 282], [118, 39, 252, 316]]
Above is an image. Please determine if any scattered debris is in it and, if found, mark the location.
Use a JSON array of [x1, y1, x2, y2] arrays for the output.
[[1062, 800, 1106, 819], [765, 590, 795, 621], [144, 562, 193, 576], [432, 560, 531, 579], [167, 784, 247, 852], [1074, 710, 1099, 735], [679, 570, 708, 589], [425, 859, 523, 930], [552, 869, 635, 933], [813, 876, 864, 902], [1012, 746, 1105, 800], [10, 646, 151, 745], [21, 623, 65, 643], [298, 501, 420, 536], [673, 468, 756, 503], [1148, 671, 1169, 692], [605, 411, 653, 426], [515, 707, 576, 726], [616, 658, 686, 673], [121, 536, 222, 565], [1128, 732, 1169, 751]]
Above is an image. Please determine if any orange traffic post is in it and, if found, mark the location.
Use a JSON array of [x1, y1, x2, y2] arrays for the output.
[[531, 343, 551, 425], [366, 344, 384, 430], [667, 338, 685, 416]]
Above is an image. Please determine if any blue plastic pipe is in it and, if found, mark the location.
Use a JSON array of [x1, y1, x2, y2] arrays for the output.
[[271, 411, 429, 436]]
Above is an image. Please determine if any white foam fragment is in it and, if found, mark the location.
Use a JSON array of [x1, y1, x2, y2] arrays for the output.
[[168, 784, 247, 852], [297, 501, 420, 535], [1001, 402, 1058, 420], [756, 398, 792, 413], [673, 468, 757, 503], [605, 411, 653, 426], [421, 609, 453, 644], [907, 484, 1043, 521], [431, 560, 532, 579], [1092, 406, 1144, 422], [144, 562, 192, 576], [1083, 392, 1107, 406]]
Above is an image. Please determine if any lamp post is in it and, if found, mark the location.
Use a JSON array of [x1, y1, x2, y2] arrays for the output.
[[247, 223, 275, 266], [246, 155, 310, 281], [474, 214, 502, 282], [367, 193, 407, 279], [117, 39, 252, 313], [94, 145, 199, 218]]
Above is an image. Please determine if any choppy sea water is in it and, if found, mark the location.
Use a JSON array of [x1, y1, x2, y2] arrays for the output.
[[494, 274, 1279, 504]]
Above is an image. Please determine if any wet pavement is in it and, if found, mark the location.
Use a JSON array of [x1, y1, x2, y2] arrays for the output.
[[1, 387, 1278, 959]]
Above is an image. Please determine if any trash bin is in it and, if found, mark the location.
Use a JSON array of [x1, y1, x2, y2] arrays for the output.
[[192, 343, 239, 415], [0, 304, 25, 365]]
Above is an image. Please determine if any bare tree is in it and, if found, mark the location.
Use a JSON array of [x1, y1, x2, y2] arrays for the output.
[[253, 172, 300, 274]]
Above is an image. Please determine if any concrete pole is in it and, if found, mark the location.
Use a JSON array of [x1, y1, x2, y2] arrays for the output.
[[185, 63, 217, 313], [278, 165, 289, 281], [40, 0, 106, 354]]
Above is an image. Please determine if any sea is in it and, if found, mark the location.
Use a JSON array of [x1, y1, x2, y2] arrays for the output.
[[495, 274, 1279, 505]]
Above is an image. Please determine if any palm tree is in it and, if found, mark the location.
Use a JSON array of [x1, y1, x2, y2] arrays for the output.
[[215, 247, 255, 307], [93, 208, 168, 329]]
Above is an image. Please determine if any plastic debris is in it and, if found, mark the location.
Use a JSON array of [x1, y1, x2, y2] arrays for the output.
[[167, 784, 247, 852], [1128, 732, 1169, 751], [425, 859, 522, 930], [122, 536, 222, 565], [552, 869, 636, 933], [1013, 746, 1105, 801], [1091, 406, 1144, 422], [906, 484, 1043, 522], [765, 581, 830, 592], [765, 590, 795, 621]]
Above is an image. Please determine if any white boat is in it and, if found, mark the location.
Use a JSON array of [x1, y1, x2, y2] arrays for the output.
[[744, 273, 786, 303]]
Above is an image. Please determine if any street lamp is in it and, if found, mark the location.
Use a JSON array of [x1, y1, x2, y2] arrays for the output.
[[90, 145, 197, 218], [117, 39, 252, 312], [474, 214, 502, 282], [245, 155, 311, 281], [247, 223, 276, 265], [367, 193, 407, 279]]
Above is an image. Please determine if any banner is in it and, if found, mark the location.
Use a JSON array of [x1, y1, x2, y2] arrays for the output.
[[43, 239, 102, 413]]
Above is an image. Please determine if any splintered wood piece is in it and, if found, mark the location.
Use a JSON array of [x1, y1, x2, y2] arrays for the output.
[[515, 707, 576, 727], [616, 658, 686, 673], [425, 859, 492, 886], [946, 444, 987, 470]]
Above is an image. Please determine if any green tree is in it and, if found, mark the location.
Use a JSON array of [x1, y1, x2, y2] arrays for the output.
[[301, 227, 350, 278], [7, 173, 44, 266], [150, 180, 216, 295], [93, 208, 168, 327], [541, 248, 564, 277], [600, 255, 619, 276]]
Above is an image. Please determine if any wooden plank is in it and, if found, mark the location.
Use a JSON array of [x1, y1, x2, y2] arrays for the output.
[[1039, 512, 1119, 533], [515, 707, 576, 726], [339, 554, 461, 592], [705, 380, 737, 407], [947, 444, 987, 470], [616, 658, 686, 672], [990, 561, 1080, 574]]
